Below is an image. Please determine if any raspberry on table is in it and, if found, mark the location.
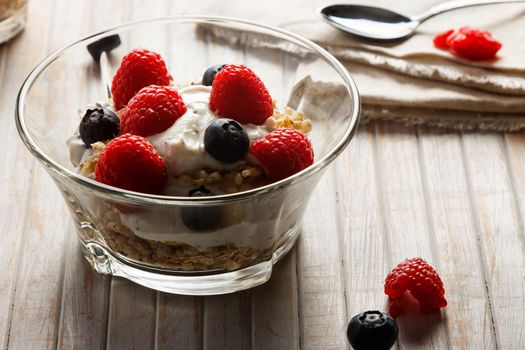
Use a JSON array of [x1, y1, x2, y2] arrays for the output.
[[111, 49, 172, 109], [209, 64, 273, 125], [250, 128, 314, 181], [384, 257, 447, 317], [433, 27, 501, 61], [95, 133, 167, 194], [120, 85, 187, 137]]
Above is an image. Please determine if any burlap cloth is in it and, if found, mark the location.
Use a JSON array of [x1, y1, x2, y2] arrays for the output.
[[194, 0, 525, 130]]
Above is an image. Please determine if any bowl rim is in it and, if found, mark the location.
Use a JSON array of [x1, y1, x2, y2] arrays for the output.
[[16, 15, 360, 205]]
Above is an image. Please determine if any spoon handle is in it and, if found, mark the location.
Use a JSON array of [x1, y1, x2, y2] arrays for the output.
[[413, 0, 525, 22]]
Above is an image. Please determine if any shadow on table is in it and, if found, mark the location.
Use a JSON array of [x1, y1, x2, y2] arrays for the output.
[[392, 292, 447, 347]]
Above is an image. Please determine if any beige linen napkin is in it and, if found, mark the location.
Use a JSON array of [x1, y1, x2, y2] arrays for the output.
[[192, 0, 525, 130]]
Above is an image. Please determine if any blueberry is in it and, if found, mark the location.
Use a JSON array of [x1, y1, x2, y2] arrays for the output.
[[181, 186, 221, 231], [202, 64, 228, 86], [204, 118, 249, 163], [79, 107, 120, 147], [86, 34, 121, 62], [347, 311, 398, 350]]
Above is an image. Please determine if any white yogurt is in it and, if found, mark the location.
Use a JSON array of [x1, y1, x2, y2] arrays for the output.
[[147, 85, 272, 176], [119, 209, 279, 250], [66, 134, 91, 167]]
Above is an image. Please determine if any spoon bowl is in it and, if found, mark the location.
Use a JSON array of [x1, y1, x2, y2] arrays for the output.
[[320, 5, 418, 40]]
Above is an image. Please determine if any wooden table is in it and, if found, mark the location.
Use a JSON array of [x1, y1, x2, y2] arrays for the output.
[[2, 1, 525, 349]]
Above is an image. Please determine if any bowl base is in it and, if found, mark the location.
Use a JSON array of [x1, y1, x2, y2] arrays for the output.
[[79, 224, 300, 295]]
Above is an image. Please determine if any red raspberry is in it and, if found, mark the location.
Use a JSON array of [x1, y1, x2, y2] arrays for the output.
[[433, 29, 454, 50], [111, 49, 172, 109], [120, 85, 187, 137], [384, 257, 447, 317], [209, 65, 273, 125], [95, 133, 167, 194], [448, 27, 501, 61], [250, 128, 314, 181], [434, 27, 502, 61]]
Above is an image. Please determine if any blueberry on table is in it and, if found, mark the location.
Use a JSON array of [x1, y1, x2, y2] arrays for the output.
[[204, 118, 249, 163], [181, 186, 221, 231], [79, 107, 120, 147], [86, 34, 121, 62], [347, 311, 398, 350], [202, 64, 228, 86]]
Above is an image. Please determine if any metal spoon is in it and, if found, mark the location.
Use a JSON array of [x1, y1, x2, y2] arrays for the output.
[[320, 0, 525, 40]]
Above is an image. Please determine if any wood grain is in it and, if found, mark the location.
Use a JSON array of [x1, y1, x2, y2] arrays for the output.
[[57, 236, 110, 350], [203, 292, 252, 350], [2, 0, 93, 349], [0, 0, 56, 345], [297, 166, 348, 350], [418, 127, 496, 349], [461, 132, 525, 348], [156, 295, 203, 350], [251, 251, 300, 350], [105, 279, 157, 350]]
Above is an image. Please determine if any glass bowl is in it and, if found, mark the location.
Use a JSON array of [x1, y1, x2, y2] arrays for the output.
[[16, 16, 360, 295]]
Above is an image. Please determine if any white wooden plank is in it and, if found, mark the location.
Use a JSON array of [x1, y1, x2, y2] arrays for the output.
[[462, 132, 525, 348], [105, 279, 157, 350], [57, 234, 110, 350], [0, 2, 56, 347], [374, 123, 449, 349], [418, 127, 496, 349], [6, 169, 70, 350], [203, 292, 252, 350], [251, 251, 300, 350], [335, 126, 391, 345], [2, 0, 94, 349], [297, 164, 348, 350], [156, 295, 203, 350]]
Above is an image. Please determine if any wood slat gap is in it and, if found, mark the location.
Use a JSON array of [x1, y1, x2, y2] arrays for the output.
[[370, 124, 399, 350], [414, 126, 453, 350], [331, 167, 349, 322], [458, 132, 499, 349], [103, 276, 113, 350], [294, 249, 304, 350], [371, 123, 395, 277], [500, 133, 525, 260], [52, 221, 74, 350], [154, 291, 160, 350]]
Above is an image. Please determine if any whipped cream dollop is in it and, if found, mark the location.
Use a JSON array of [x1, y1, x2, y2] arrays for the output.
[[147, 85, 274, 177]]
